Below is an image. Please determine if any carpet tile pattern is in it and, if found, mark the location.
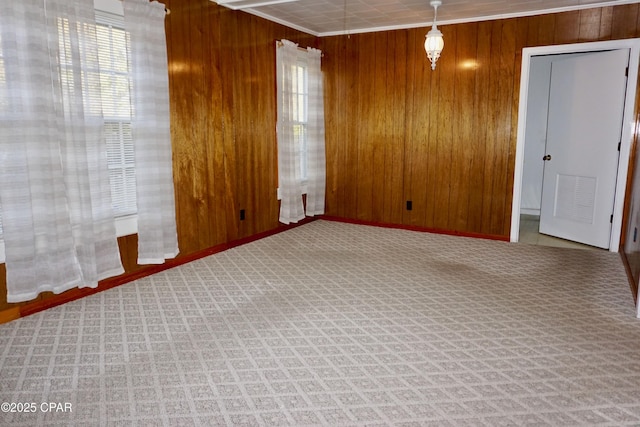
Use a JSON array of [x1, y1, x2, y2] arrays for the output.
[[1, 220, 639, 426]]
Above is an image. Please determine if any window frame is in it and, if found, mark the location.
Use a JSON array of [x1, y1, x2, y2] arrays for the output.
[[94, 4, 138, 237], [276, 50, 311, 200]]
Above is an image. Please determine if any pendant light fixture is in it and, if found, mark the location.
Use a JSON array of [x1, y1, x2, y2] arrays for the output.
[[424, 0, 444, 70]]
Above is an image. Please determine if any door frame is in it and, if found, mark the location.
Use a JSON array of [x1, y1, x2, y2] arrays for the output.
[[510, 39, 640, 252]]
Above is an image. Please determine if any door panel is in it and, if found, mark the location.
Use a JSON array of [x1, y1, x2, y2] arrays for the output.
[[539, 49, 629, 249]]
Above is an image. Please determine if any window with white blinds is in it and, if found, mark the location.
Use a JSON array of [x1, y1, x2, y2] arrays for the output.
[[0, 7, 136, 261], [96, 10, 137, 218], [290, 60, 309, 180]]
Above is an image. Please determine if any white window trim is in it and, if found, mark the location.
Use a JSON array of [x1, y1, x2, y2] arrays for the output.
[[94, 0, 123, 16], [116, 214, 138, 237]]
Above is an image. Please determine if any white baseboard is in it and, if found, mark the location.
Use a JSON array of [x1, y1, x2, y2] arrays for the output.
[[520, 208, 540, 217]]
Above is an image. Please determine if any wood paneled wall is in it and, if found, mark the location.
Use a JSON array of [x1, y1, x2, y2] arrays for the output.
[[0, 0, 316, 313], [622, 69, 640, 300], [322, 5, 640, 237], [163, 0, 315, 253], [3, 2, 640, 314]]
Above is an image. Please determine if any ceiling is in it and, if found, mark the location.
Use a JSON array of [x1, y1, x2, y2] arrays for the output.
[[212, 0, 640, 36]]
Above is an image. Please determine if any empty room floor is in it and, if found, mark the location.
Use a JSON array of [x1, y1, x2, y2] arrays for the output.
[[1, 220, 639, 426], [519, 214, 602, 250]]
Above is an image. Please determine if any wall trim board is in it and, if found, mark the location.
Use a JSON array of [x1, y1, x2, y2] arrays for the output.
[[320, 215, 510, 242], [0, 307, 20, 324], [620, 250, 639, 306], [520, 209, 540, 217], [1, 217, 318, 325]]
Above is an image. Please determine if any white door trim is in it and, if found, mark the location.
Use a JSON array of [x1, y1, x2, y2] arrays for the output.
[[510, 39, 640, 252]]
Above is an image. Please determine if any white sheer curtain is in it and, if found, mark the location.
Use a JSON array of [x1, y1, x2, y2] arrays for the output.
[[276, 40, 306, 224], [0, 0, 123, 302], [276, 40, 325, 224], [124, 0, 179, 264], [305, 47, 326, 216]]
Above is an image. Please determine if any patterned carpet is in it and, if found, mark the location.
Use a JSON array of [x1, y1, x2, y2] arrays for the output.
[[1, 220, 639, 426]]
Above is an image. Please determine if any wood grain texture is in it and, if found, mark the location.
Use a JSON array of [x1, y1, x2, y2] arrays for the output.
[[3, 3, 640, 314], [386, 31, 408, 225], [622, 66, 640, 299], [321, 6, 640, 239], [578, 8, 602, 41], [402, 29, 430, 227]]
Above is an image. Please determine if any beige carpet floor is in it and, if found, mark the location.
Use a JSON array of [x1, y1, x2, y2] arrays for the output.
[[1, 220, 639, 426]]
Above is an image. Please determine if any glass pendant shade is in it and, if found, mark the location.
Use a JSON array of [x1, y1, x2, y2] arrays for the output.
[[424, 0, 443, 70], [424, 27, 444, 70]]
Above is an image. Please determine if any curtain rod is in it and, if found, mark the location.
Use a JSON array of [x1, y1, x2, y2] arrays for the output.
[[276, 41, 323, 56], [115, 0, 169, 14], [276, 41, 309, 53]]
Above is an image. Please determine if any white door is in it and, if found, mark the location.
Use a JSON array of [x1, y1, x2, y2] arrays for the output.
[[539, 49, 629, 249]]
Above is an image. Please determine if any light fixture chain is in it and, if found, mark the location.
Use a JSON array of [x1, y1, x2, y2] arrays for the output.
[[425, 0, 444, 70]]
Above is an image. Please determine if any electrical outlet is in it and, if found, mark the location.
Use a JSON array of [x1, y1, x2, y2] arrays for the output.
[[240, 209, 245, 221], [406, 201, 413, 211]]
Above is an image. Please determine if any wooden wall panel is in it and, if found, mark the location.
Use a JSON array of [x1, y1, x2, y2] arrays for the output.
[[386, 31, 408, 225], [323, 36, 345, 217], [371, 32, 389, 223], [218, 8, 241, 243], [599, 7, 614, 40], [622, 61, 640, 299], [355, 34, 376, 221], [612, 4, 639, 40], [578, 8, 602, 41], [402, 30, 431, 227], [206, 5, 234, 244], [466, 21, 492, 234], [554, 11, 580, 43], [343, 36, 360, 218], [490, 19, 516, 237], [450, 23, 477, 232], [479, 20, 504, 236], [321, 5, 640, 238]]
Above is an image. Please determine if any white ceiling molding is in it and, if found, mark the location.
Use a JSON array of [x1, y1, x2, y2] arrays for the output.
[[211, 0, 301, 11], [319, 1, 640, 37], [210, 0, 640, 37]]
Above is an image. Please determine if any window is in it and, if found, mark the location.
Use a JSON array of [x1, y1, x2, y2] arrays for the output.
[[275, 41, 325, 224], [0, 2, 136, 262], [95, 11, 137, 219], [276, 48, 311, 201], [57, 9, 135, 217], [290, 60, 309, 182]]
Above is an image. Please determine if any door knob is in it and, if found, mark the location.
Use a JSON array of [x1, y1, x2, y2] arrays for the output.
[[543, 154, 552, 161]]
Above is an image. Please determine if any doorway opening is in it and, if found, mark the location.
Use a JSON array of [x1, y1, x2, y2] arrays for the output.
[[519, 214, 605, 250], [511, 39, 640, 253]]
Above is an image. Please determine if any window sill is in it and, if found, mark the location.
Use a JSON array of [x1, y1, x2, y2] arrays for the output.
[[0, 214, 138, 264], [115, 214, 138, 237]]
